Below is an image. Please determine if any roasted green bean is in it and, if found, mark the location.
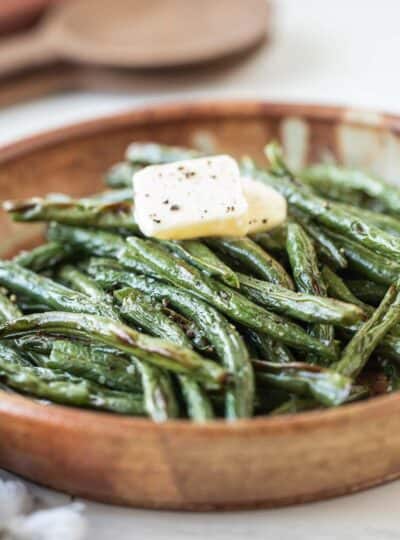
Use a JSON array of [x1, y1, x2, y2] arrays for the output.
[[207, 236, 294, 289], [113, 281, 254, 419], [0, 312, 227, 387], [48, 225, 334, 359], [336, 284, 400, 378]]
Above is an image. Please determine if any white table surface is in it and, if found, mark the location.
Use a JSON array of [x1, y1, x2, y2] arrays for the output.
[[1, 0, 400, 538]]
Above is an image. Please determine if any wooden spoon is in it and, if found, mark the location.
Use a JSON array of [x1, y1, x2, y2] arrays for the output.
[[0, 0, 270, 77], [0, 0, 57, 34]]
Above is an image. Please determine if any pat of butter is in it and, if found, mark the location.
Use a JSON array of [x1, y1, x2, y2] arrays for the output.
[[133, 155, 248, 240], [241, 177, 287, 234]]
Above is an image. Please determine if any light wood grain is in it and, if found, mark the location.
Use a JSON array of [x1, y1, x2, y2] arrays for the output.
[[0, 0, 270, 77], [1, 101, 400, 510]]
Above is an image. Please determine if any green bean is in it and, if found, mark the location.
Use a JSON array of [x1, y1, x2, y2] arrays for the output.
[[0, 290, 39, 364], [90, 255, 335, 359], [5, 139, 400, 419], [321, 266, 373, 314], [349, 326, 400, 364], [44, 340, 142, 392], [377, 334, 400, 362], [255, 361, 352, 407], [13, 299, 50, 314], [382, 361, 400, 392], [117, 288, 192, 347], [300, 163, 400, 216], [0, 261, 118, 320], [251, 227, 287, 253], [132, 361, 179, 421], [105, 162, 139, 189], [286, 221, 336, 364], [0, 290, 49, 369], [338, 204, 400, 237], [237, 272, 364, 326], [245, 329, 294, 363], [87, 258, 212, 354], [270, 397, 318, 415], [14, 242, 72, 272], [62, 290, 177, 422], [14, 334, 54, 355], [158, 305, 212, 354], [326, 230, 400, 285], [4, 197, 139, 233], [260, 142, 400, 260], [0, 291, 40, 365], [0, 288, 22, 321], [345, 279, 387, 305], [36, 292, 178, 422], [0, 312, 227, 388], [178, 375, 214, 421], [286, 222, 324, 295], [115, 285, 253, 419], [344, 384, 370, 402], [270, 383, 370, 415], [0, 295, 141, 413], [48, 224, 150, 272], [15, 334, 126, 360], [48, 225, 334, 358], [246, 388, 290, 414], [82, 188, 133, 205], [336, 284, 400, 378], [0, 352, 145, 415], [126, 142, 201, 165], [207, 236, 294, 289], [116, 288, 214, 421], [29, 334, 179, 420], [57, 264, 111, 303], [26, 188, 132, 206], [161, 240, 239, 288], [122, 238, 334, 358], [294, 218, 347, 269]]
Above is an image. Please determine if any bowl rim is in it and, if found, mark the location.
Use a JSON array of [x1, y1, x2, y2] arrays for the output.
[[1, 98, 399, 434]]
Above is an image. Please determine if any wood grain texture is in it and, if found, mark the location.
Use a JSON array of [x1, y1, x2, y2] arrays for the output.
[[1, 101, 400, 510], [0, 0, 270, 77]]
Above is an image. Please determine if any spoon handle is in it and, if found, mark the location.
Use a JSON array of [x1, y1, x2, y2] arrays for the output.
[[0, 29, 57, 78]]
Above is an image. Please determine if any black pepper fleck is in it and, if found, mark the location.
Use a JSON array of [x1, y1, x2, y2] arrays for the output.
[[170, 204, 180, 211]]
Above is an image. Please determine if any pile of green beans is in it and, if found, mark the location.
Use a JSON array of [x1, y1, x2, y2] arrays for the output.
[[2, 141, 400, 422]]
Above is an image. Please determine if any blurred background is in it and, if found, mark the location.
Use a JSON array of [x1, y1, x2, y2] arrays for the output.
[[1, 0, 400, 146], [2, 1, 400, 538]]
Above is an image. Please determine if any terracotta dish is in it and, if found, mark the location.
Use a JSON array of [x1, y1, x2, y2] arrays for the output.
[[1, 101, 400, 510]]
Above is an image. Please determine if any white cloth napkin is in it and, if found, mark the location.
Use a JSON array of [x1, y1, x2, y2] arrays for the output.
[[0, 476, 87, 540]]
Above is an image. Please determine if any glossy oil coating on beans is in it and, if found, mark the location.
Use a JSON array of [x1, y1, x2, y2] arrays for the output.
[[1, 140, 400, 420]]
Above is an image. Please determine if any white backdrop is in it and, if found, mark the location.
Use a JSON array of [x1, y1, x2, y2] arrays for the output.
[[1, 1, 400, 538]]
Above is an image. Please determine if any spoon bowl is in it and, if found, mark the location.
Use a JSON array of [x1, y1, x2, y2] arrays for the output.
[[0, 0, 270, 77]]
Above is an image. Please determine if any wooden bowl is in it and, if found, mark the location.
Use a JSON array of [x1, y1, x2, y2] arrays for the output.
[[1, 101, 400, 510]]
